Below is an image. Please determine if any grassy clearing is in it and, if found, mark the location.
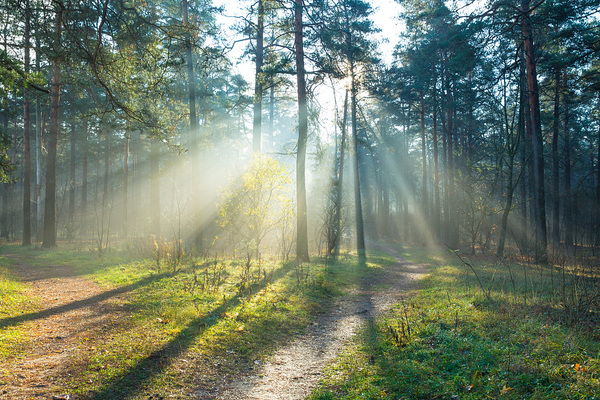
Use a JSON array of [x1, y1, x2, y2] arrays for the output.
[[0, 242, 394, 399], [310, 245, 600, 400], [0, 255, 38, 359]]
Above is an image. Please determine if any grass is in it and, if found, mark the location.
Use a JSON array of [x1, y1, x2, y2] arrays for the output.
[[0, 255, 38, 359], [0, 241, 392, 399], [310, 245, 600, 400]]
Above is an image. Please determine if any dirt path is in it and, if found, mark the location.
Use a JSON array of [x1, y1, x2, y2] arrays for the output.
[[0, 257, 126, 400], [210, 244, 428, 400]]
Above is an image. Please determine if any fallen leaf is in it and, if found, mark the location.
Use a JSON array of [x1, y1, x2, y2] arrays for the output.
[[500, 385, 513, 395]]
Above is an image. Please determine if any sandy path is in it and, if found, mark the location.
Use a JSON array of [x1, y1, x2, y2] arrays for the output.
[[210, 244, 428, 400], [0, 257, 126, 400]]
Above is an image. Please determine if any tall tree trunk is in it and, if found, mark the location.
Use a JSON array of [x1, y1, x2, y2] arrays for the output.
[[496, 152, 515, 258], [68, 121, 76, 225], [521, 0, 547, 263], [420, 91, 428, 225], [351, 68, 366, 263], [183, 0, 197, 161], [446, 68, 457, 248], [35, 14, 43, 241], [22, 0, 31, 245], [432, 83, 440, 241], [253, 0, 264, 153], [2, 105, 9, 239], [268, 79, 275, 151], [551, 68, 560, 246], [597, 93, 600, 247], [517, 59, 528, 251], [81, 120, 88, 206], [333, 90, 348, 257], [294, 0, 309, 262], [43, 8, 61, 248], [183, 0, 202, 247], [150, 141, 160, 237], [123, 123, 129, 239], [563, 90, 573, 248]]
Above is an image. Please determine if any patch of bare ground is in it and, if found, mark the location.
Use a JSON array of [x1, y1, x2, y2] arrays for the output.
[[0, 256, 128, 400], [206, 244, 428, 400]]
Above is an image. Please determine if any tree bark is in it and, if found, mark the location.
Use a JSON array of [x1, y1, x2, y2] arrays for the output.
[[35, 13, 43, 241], [43, 8, 61, 248], [333, 90, 348, 257], [521, 0, 547, 263], [253, 0, 264, 153], [22, 0, 31, 245], [432, 82, 440, 241], [563, 88, 573, 248], [294, 0, 309, 262], [150, 140, 160, 237], [597, 93, 600, 247], [68, 121, 76, 225], [351, 68, 366, 263], [81, 119, 88, 215], [551, 68, 560, 246], [123, 123, 129, 239], [420, 91, 428, 223]]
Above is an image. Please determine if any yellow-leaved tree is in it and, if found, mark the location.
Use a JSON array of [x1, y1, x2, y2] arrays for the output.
[[217, 154, 294, 260]]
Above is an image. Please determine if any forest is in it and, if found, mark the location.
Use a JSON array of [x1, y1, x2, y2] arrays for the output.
[[0, 0, 599, 262], [1, 0, 600, 399]]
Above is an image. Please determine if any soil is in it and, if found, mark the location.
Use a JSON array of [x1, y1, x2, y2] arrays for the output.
[[0, 256, 129, 400], [208, 244, 429, 400], [0, 244, 428, 400]]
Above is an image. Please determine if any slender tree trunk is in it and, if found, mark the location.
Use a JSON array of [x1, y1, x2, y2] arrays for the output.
[[351, 69, 366, 263], [420, 91, 428, 225], [81, 120, 88, 211], [35, 15, 43, 241], [102, 129, 110, 226], [268, 80, 275, 151], [22, 0, 31, 245], [43, 8, 61, 248], [333, 90, 348, 257], [440, 102, 449, 242], [150, 141, 160, 237], [123, 123, 129, 239], [68, 121, 76, 225], [432, 83, 440, 241], [597, 94, 600, 247], [563, 91, 573, 248], [253, 0, 264, 153], [517, 59, 528, 251], [446, 69, 457, 248], [294, 0, 309, 261], [2, 105, 9, 239], [183, 0, 198, 183], [522, 0, 547, 263], [551, 68, 560, 246]]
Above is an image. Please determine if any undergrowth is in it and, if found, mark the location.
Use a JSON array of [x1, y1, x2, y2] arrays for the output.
[[310, 245, 600, 400], [0, 255, 37, 359], [0, 241, 388, 399]]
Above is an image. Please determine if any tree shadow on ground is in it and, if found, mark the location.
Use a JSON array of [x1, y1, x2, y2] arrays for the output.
[[86, 264, 293, 400], [87, 297, 238, 400], [0, 272, 173, 329]]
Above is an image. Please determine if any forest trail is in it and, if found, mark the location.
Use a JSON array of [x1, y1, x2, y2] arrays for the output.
[[0, 255, 127, 400], [210, 244, 429, 400]]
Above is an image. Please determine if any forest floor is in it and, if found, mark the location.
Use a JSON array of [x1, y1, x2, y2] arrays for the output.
[[210, 244, 428, 400], [0, 253, 133, 400], [3, 243, 599, 400], [0, 243, 427, 400]]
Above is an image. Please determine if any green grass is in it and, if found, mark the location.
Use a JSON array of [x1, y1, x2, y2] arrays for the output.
[[0, 255, 38, 358], [310, 245, 600, 400], [0, 242, 390, 399]]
